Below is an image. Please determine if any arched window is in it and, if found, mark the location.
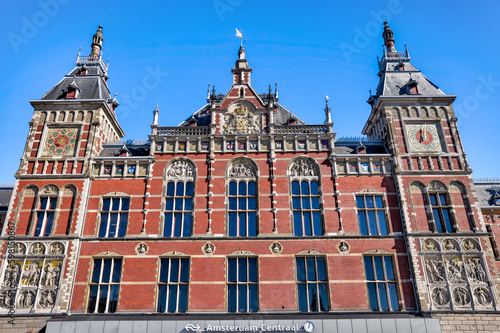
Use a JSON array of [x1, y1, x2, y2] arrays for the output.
[[426, 181, 454, 233], [289, 158, 323, 236], [34, 185, 59, 236], [163, 160, 195, 237], [227, 159, 258, 237]]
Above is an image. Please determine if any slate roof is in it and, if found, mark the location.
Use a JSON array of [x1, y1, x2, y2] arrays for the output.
[[372, 52, 445, 100], [98, 143, 150, 158], [474, 180, 500, 209], [178, 102, 306, 127], [0, 187, 13, 209]]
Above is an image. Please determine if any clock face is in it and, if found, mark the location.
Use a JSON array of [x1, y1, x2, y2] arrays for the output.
[[44, 128, 78, 156], [406, 123, 442, 152]]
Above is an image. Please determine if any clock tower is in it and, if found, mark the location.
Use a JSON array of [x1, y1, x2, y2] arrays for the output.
[[363, 22, 498, 312]]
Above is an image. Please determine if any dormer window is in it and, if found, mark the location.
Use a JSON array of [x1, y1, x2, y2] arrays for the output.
[[493, 195, 500, 206], [397, 64, 404, 71], [408, 83, 418, 95], [66, 87, 77, 98], [79, 67, 87, 75], [189, 120, 197, 127], [288, 118, 296, 125]]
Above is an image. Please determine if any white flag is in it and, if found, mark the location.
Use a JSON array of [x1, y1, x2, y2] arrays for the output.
[[235, 29, 242, 38]]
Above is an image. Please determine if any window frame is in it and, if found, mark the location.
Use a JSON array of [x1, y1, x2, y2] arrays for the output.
[[163, 180, 194, 238], [355, 193, 390, 235], [363, 255, 400, 312], [290, 179, 323, 236], [227, 179, 258, 237], [156, 257, 190, 313], [427, 190, 455, 233], [227, 256, 259, 313], [98, 196, 130, 238], [87, 257, 123, 314], [34, 195, 58, 237], [295, 255, 330, 312]]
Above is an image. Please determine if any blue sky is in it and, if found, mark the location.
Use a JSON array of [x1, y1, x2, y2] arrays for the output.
[[1, 0, 499, 182]]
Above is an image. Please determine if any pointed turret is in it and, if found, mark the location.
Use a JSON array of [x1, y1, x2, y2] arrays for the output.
[[382, 21, 396, 53], [231, 46, 252, 85], [152, 103, 160, 126], [90, 25, 103, 57]]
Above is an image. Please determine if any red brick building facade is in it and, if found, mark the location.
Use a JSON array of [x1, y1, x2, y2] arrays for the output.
[[0, 23, 499, 333]]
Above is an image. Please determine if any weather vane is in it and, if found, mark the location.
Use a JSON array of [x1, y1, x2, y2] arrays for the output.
[[235, 29, 246, 46]]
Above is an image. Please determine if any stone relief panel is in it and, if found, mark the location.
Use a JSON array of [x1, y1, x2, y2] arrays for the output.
[[420, 237, 496, 310], [0, 241, 65, 313], [166, 160, 195, 180], [223, 104, 261, 134], [228, 159, 256, 178], [289, 158, 319, 178]]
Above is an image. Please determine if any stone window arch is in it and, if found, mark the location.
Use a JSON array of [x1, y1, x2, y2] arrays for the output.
[[450, 181, 475, 231], [226, 157, 258, 237], [288, 157, 324, 236], [161, 159, 196, 237], [30, 185, 60, 237]]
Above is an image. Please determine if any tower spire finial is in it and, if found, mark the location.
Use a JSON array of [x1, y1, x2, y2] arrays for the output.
[[90, 25, 103, 58], [382, 21, 396, 53], [324, 95, 332, 124]]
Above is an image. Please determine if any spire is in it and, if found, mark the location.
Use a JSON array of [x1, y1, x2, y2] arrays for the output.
[[324, 95, 332, 124], [232, 46, 252, 85], [152, 102, 160, 126], [90, 25, 103, 58], [275, 83, 279, 99], [382, 21, 396, 53]]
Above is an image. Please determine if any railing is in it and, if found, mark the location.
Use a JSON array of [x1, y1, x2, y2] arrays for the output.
[[76, 55, 108, 70], [0, 183, 14, 188], [157, 126, 211, 136], [473, 178, 500, 183], [335, 136, 383, 144], [105, 139, 150, 146], [274, 125, 329, 134], [378, 50, 410, 69]]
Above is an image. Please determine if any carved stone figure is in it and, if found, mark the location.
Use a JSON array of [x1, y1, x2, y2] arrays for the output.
[[31, 243, 45, 255], [290, 158, 318, 177], [17, 290, 36, 309], [443, 240, 456, 251], [167, 160, 194, 179], [339, 241, 350, 253], [453, 287, 470, 306], [14, 243, 26, 255], [136, 243, 148, 255], [50, 243, 64, 255], [21, 261, 42, 286], [39, 290, 56, 309], [42, 262, 61, 286], [270, 242, 282, 254], [428, 181, 447, 191], [203, 243, 215, 254], [223, 105, 260, 134], [423, 240, 436, 251], [0, 290, 14, 309], [472, 258, 486, 283], [474, 287, 491, 306], [463, 239, 476, 251], [431, 287, 449, 306], [228, 161, 255, 178], [446, 259, 465, 283], [425, 259, 444, 283], [3, 262, 21, 287]]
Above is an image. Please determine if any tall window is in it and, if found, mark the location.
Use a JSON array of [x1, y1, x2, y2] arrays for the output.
[[356, 195, 388, 235], [227, 257, 258, 313], [34, 196, 57, 236], [228, 181, 257, 237], [164, 182, 193, 237], [99, 197, 129, 237], [292, 180, 322, 236], [364, 255, 399, 311], [88, 258, 122, 313], [429, 192, 453, 233], [296, 256, 329, 312], [157, 257, 189, 313]]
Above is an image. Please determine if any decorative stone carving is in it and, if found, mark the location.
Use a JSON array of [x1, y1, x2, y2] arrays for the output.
[[23, 186, 37, 197], [423, 239, 438, 252], [446, 258, 465, 283], [30, 243, 45, 255], [0, 290, 14, 309], [41, 262, 62, 287], [297, 250, 323, 255], [473, 287, 492, 306], [464, 258, 486, 283], [428, 181, 447, 192], [270, 242, 283, 254], [203, 242, 215, 254], [425, 259, 445, 283], [290, 158, 318, 178], [95, 251, 121, 257], [2, 262, 22, 287], [462, 239, 477, 251], [338, 241, 350, 253], [17, 290, 36, 309], [365, 249, 391, 255], [21, 261, 43, 287], [50, 243, 64, 255], [453, 287, 470, 306], [167, 160, 195, 179], [431, 287, 449, 306], [443, 240, 457, 251], [38, 290, 56, 309], [41, 185, 58, 195], [229, 250, 256, 256], [228, 160, 256, 178], [14, 243, 26, 255], [136, 243, 148, 255], [223, 104, 260, 134], [161, 251, 188, 256]]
